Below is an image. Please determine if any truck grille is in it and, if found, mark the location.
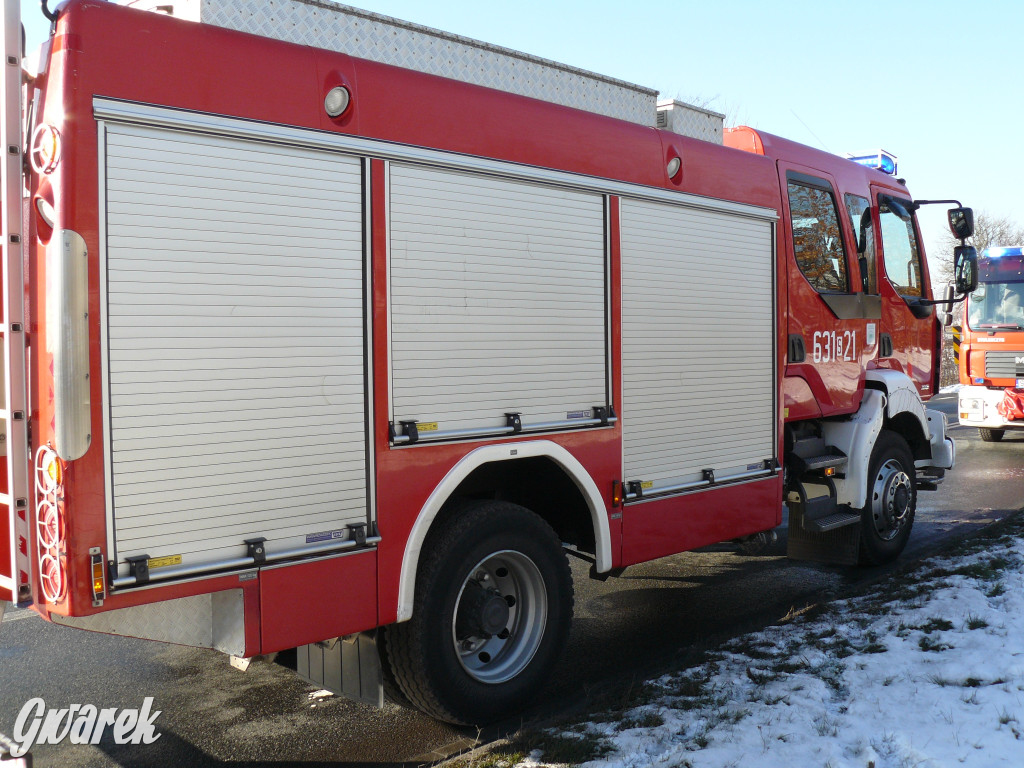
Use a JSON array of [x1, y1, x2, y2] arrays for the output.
[[984, 350, 1024, 379]]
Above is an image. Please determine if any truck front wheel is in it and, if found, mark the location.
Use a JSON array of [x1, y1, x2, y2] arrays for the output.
[[979, 428, 1005, 442], [858, 430, 916, 565], [385, 500, 573, 724]]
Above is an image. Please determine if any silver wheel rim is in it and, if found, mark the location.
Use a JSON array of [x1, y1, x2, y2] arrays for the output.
[[870, 458, 913, 541], [451, 550, 547, 684]]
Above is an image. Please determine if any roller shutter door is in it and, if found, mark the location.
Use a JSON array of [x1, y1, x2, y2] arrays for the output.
[[389, 165, 608, 436], [102, 123, 368, 571], [620, 198, 775, 492]]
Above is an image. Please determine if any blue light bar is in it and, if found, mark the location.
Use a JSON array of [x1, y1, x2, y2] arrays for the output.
[[848, 150, 898, 176], [983, 246, 1024, 259]]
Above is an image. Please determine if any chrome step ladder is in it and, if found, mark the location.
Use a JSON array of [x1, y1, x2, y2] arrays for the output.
[[1, 0, 32, 607]]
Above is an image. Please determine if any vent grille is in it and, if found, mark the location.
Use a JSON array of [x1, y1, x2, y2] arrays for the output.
[[984, 350, 1024, 379]]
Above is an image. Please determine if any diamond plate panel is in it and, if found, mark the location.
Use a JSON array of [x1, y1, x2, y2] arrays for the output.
[[656, 99, 725, 143], [50, 589, 245, 656], [124, 0, 657, 124]]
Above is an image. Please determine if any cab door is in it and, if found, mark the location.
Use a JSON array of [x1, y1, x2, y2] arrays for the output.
[[780, 165, 877, 418], [870, 186, 937, 396]]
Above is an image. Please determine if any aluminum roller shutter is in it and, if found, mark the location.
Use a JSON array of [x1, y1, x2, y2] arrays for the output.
[[101, 123, 368, 571], [620, 198, 775, 491], [389, 164, 608, 436]]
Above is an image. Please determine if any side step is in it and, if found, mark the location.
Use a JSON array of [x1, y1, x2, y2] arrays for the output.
[[785, 478, 861, 565], [791, 450, 848, 475], [788, 479, 859, 533], [916, 467, 945, 492], [803, 509, 861, 534], [788, 437, 848, 477], [786, 501, 861, 565]]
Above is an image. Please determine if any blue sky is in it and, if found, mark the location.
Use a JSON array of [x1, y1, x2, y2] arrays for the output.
[[19, 0, 1023, 269]]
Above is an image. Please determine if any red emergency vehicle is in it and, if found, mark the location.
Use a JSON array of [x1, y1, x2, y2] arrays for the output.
[[1, 0, 976, 724], [957, 247, 1024, 440]]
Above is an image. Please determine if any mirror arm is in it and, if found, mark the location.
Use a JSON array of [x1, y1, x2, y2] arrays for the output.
[[909, 198, 963, 212], [916, 294, 968, 307]]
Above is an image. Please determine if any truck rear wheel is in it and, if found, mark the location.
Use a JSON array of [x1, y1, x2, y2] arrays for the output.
[[858, 430, 916, 565], [385, 500, 573, 724], [979, 428, 1005, 442]]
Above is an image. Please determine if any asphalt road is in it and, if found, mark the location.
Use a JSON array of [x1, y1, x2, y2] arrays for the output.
[[2, 393, 1022, 767]]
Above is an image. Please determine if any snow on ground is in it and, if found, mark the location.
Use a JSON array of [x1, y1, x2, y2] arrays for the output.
[[523, 518, 1024, 768], [940, 383, 964, 394]]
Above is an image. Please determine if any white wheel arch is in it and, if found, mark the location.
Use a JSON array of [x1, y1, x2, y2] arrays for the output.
[[823, 369, 937, 509], [395, 440, 611, 622], [865, 369, 929, 430]]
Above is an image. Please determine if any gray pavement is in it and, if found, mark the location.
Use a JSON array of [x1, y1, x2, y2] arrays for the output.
[[2, 393, 1022, 766]]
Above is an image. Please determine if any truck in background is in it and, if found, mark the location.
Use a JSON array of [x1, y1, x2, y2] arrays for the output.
[[2, 0, 977, 725], [957, 246, 1024, 440]]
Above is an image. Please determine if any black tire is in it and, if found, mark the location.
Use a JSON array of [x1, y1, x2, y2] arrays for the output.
[[858, 431, 916, 566], [376, 630, 414, 709], [385, 500, 573, 724], [979, 428, 1005, 442]]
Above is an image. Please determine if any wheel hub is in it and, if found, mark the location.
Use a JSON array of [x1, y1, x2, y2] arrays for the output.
[[451, 551, 547, 685], [455, 580, 510, 638], [872, 459, 912, 540]]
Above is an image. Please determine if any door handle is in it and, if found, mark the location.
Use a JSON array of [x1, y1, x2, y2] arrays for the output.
[[788, 334, 806, 363], [879, 333, 893, 358]]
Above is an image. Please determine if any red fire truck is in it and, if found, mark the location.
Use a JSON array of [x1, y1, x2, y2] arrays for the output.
[[957, 246, 1024, 440], [1, 0, 977, 725]]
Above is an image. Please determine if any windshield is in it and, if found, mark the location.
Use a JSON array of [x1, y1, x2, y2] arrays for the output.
[[967, 254, 1024, 329]]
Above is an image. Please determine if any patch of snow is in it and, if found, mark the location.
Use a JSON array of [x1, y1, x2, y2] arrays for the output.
[[940, 383, 964, 394], [529, 528, 1024, 768]]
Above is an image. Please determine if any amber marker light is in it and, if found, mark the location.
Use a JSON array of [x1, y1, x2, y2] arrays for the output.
[[611, 480, 623, 508], [41, 450, 62, 491], [90, 548, 106, 606], [30, 123, 62, 174]]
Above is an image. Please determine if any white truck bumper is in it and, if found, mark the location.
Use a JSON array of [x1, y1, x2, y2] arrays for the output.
[[923, 408, 956, 470], [958, 385, 1024, 430]]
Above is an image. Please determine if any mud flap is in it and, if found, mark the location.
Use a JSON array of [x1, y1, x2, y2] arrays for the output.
[[786, 502, 861, 565], [297, 631, 384, 708]]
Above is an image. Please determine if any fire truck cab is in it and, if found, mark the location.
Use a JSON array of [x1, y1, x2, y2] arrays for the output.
[[957, 246, 1024, 440]]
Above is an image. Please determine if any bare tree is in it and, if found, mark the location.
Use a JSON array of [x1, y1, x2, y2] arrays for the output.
[[933, 211, 1024, 284]]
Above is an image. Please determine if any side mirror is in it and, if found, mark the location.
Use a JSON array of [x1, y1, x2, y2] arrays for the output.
[[948, 207, 974, 240], [954, 245, 979, 294], [938, 283, 956, 326], [885, 198, 912, 221]]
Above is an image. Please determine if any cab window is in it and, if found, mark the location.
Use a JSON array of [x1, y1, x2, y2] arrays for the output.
[[878, 195, 924, 297], [787, 176, 849, 293], [844, 194, 876, 294]]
